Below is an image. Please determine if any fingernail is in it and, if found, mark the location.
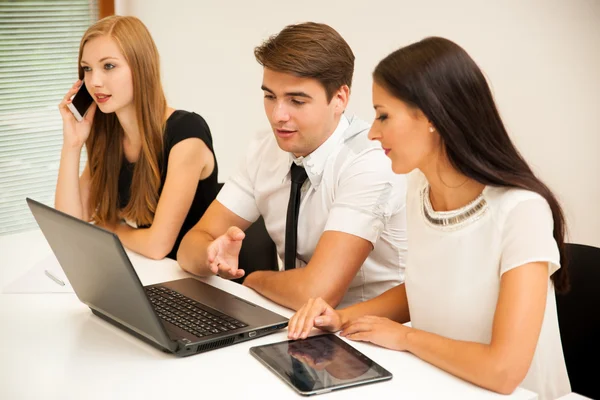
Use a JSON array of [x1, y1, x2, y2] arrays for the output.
[[314, 318, 322, 325], [301, 332, 307, 339]]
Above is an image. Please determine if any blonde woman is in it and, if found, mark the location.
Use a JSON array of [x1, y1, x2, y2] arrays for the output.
[[56, 16, 218, 260]]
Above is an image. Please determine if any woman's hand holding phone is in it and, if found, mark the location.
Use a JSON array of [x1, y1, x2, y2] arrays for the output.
[[58, 80, 97, 150]]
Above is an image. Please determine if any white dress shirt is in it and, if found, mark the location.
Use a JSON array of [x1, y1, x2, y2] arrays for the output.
[[405, 170, 570, 400], [218, 115, 407, 308]]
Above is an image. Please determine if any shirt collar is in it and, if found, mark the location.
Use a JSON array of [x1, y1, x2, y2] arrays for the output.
[[286, 114, 350, 187]]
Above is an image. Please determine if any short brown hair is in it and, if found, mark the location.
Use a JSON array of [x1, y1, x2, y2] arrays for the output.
[[254, 22, 355, 102]]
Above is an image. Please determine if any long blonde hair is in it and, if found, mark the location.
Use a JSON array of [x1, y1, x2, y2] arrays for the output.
[[79, 15, 166, 226]]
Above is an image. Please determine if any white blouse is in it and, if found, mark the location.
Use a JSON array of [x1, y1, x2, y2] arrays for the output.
[[405, 170, 570, 400]]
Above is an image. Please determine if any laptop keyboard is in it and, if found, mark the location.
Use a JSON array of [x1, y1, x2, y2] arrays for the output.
[[146, 286, 247, 338]]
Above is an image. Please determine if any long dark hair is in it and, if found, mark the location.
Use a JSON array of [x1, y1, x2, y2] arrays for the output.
[[374, 37, 568, 293]]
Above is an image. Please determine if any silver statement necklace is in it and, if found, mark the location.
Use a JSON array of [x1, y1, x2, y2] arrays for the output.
[[421, 185, 489, 230]]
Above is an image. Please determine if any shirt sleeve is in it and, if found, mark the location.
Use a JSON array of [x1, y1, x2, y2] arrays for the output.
[[216, 136, 262, 223], [167, 112, 214, 151], [324, 147, 405, 245], [500, 196, 561, 276]]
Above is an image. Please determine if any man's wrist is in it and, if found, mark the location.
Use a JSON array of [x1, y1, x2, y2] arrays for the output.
[[242, 271, 259, 288]]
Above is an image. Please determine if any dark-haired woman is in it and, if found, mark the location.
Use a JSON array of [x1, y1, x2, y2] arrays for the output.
[[287, 37, 570, 399]]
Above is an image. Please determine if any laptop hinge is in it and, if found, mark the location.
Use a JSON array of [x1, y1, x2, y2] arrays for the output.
[[176, 338, 194, 354], [89, 306, 177, 353]]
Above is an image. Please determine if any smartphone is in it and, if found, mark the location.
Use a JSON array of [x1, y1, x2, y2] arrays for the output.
[[67, 82, 94, 122]]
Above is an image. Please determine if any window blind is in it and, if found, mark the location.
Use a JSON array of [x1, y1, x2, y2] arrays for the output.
[[0, 1, 98, 235]]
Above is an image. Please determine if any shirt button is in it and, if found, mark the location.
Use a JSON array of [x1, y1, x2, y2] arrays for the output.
[[311, 168, 318, 175], [306, 160, 313, 167]]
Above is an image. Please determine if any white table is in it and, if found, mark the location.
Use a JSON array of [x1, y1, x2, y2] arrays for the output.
[[0, 229, 539, 400]]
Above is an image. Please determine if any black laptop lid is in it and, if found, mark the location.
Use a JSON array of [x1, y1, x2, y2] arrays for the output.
[[26, 198, 174, 351]]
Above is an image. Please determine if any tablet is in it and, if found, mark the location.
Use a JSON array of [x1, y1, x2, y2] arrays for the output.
[[250, 334, 392, 396]]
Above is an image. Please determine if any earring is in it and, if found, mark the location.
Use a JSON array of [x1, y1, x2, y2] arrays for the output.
[[429, 126, 435, 133]]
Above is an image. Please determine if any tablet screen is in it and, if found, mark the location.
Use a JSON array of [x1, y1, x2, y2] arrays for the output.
[[250, 334, 392, 395]]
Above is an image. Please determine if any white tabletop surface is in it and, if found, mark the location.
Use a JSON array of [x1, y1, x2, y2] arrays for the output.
[[0, 229, 539, 400]]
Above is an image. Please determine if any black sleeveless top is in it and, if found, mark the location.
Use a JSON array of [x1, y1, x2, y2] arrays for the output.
[[118, 110, 219, 260]]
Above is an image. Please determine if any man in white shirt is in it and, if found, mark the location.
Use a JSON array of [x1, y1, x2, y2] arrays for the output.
[[177, 22, 407, 310]]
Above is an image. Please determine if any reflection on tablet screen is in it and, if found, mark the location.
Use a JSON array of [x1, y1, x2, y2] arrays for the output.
[[250, 334, 392, 395]]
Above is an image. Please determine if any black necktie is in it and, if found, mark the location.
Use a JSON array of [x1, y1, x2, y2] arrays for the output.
[[285, 163, 308, 270]]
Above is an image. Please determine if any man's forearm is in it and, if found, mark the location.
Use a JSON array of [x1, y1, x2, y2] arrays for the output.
[[177, 229, 215, 276], [243, 268, 340, 311]]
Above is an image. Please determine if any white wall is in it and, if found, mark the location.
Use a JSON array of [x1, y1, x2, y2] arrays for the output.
[[116, 0, 600, 247]]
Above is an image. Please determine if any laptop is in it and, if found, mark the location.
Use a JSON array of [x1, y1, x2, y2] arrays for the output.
[[26, 198, 288, 357]]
